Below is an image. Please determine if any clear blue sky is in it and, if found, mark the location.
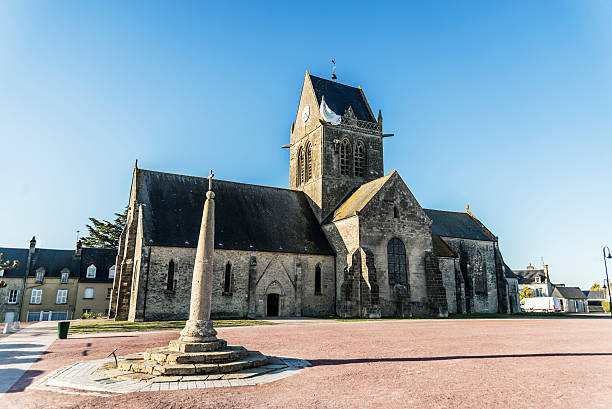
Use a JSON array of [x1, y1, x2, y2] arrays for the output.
[[1, 1, 611, 289]]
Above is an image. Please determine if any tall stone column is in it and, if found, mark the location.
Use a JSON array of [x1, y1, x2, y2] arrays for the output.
[[178, 170, 218, 344]]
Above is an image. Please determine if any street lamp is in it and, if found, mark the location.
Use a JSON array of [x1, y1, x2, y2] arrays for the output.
[[603, 246, 612, 318]]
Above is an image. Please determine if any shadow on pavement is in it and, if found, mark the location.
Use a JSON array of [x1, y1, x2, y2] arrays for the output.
[[0, 344, 45, 349], [4, 369, 44, 393], [309, 352, 612, 366]]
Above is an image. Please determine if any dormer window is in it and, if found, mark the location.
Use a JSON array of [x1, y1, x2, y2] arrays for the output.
[[86, 264, 97, 278], [535, 276, 541, 283], [109, 265, 116, 279], [35, 268, 45, 283], [61, 272, 69, 284], [0, 269, 4, 277]]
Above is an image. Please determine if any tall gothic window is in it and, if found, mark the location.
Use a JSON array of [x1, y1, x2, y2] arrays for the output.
[[224, 262, 232, 294], [297, 146, 305, 186], [167, 259, 175, 291], [314, 265, 322, 294], [354, 141, 366, 177], [340, 139, 351, 176], [387, 238, 407, 287], [305, 142, 313, 182], [474, 251, 487, 295]]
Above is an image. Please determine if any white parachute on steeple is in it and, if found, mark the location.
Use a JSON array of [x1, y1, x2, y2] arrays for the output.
[[319, 96, 341, 125]]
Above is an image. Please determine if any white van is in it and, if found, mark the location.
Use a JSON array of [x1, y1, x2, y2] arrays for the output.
[[521, 297, 562, 312]]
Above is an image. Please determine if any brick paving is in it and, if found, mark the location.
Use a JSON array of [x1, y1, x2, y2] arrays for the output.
[[3, 317, 612, 408]]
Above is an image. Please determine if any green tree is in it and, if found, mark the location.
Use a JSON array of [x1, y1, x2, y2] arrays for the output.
[[519, 285, 534, 301], [81, 207, 127, 248], [590, 283, 602, 291]]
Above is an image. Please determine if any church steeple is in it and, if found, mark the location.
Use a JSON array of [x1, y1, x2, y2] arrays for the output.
[[289, 72, 384, 222]]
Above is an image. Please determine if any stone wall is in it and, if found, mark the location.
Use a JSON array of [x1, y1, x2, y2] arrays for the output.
[[439, 237, 499, 313], [127, 247, 335, 321], [439, 257, 457, 313]]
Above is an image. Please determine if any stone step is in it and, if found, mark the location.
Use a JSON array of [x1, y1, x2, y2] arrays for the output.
[[144, 345, 247, 364], [117, 350, 270, 376]]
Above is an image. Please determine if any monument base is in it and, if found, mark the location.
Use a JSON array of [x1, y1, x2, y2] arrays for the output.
[[116, 337, 270, 376]]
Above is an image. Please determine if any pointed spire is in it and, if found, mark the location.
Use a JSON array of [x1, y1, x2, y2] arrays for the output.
[[377, 109, 383, 131]]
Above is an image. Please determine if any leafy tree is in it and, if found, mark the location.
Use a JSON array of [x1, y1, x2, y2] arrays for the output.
[[81, 207, 127, 248], [591, 283, 602, 291], [519, 285, 534, 301]]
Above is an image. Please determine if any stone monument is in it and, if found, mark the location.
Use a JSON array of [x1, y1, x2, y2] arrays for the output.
[[114, 171, 274, 378]]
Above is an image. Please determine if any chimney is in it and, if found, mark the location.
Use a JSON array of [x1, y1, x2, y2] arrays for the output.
[[75, 240, 82, 257], [29, 236, 36, 255], [543, 264, 549, 281]]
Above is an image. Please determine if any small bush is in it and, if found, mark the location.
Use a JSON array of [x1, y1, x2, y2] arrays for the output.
[[603, 301, 610, 312]]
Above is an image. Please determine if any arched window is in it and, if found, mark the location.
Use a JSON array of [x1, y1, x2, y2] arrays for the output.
[[86, 264, 96, 278], [108, 265, 116, 279], [224, 262, 232, 294], [387, 238, 407, 287], [167, 259, 175, 291], [305, 142, 313, 182], [354, 141, 366, 177], [340, 139, 351, 176], [314, 265, 322, 294], [297, 146, 305, 186]]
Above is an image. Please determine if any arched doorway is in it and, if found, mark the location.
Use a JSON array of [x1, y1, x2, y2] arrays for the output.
[[266, 293, 280, 317]]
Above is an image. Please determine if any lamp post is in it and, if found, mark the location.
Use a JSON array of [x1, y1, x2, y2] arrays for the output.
[[603, 246, 612, 318]]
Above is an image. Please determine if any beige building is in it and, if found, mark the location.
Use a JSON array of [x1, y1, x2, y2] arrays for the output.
[[513, 264, 553, 297], [0, 238, 116, 322]]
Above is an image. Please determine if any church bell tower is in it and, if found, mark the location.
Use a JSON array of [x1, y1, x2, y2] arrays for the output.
[[289, 72, 385, 222]]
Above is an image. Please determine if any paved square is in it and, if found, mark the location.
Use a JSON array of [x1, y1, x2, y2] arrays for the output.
[[2, 317, 612, 408]]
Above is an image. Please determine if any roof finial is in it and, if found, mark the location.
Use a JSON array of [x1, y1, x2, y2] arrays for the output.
[[331, 59, 337, 82], [207, 169, 214, 192]]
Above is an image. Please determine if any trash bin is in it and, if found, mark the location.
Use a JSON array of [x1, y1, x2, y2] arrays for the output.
[[58, 321, 70, 339]]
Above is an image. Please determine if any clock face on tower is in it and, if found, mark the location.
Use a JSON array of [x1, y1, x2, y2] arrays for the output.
[[301, 105, 310, 123]]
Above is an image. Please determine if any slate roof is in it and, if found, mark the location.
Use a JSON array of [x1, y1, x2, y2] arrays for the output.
[[513, 269, 547, 285], [504, 264, 519, 279], [583, 290, 607, 300], [0, 247, 29, 278], [79, 248, 117, 283], [432, 235, 456, 258], [329, 172, 394, 223], [309, 74, 377, 123], [551, 286, 587, 299], [135, 169, 333, 255], [29, 249, 80, 278], [424, 209, 497, 242]]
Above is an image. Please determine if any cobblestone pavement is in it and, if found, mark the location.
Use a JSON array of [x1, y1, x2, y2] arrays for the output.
[[4, 317, 612, 408]]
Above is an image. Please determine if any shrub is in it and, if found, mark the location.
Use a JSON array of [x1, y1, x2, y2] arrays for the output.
[[603, 301, 610, 313]]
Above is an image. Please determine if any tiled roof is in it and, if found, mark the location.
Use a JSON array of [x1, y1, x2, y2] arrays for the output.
[[423, 209, 497, 242], [79, 248, 117, 283], [29, 249, 80, 278], [329, 172, 394, 223], [0, 248, 29, 277], [135, 169, 333, 255], [309, 74, 376, 123], [551, 286, 587, 299], [513, 269, 547, 285]]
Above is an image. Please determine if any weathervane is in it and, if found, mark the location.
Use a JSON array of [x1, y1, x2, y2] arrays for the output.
[[331, 59, 337, 82]]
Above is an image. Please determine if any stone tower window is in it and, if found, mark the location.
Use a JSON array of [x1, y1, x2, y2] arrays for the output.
[[297, 146, 305, 186], [305, 142, 313, 182], [340, 139, 352, 176], [223, 262, 232, 294], [393, 206, 399, 219], [354, 141, 366, 177], [167, 259, 175, 291], [387, 238, 407, 287], [315, 265, 322, 295]]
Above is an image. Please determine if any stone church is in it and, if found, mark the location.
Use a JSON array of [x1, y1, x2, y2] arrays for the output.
[[109, 72, 513, 321]]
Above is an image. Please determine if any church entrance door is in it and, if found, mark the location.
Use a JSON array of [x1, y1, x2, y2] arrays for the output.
[[266, 293, 280, 317]]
